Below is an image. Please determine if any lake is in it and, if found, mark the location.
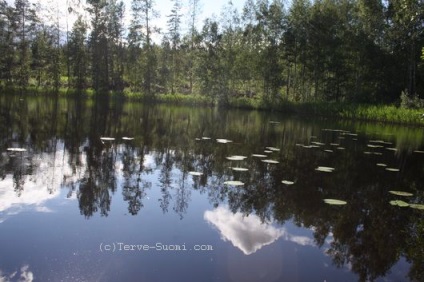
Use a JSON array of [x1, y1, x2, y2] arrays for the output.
[[0, 95, 423, 282]]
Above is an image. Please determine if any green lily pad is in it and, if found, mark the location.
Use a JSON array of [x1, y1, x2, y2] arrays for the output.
[[231, 167, 249, 172], [367, 144, 383, 148], [224, 180, 244, 186], [324, 199, 347, 205], [389, 191, 413, 197], [226, 155, 247, 161], [389, 200, 409, 207], [7, 148, 27, 152], [315, 166, 335, 172], [252, 154, 267, 158], [189, 171, 203, 176], [385, 168, 400, 172], [409, 204, 424, 210], [282, 180, 295, 185], [261, 159, 279, 164], [301, 145, 314, 149], [217, 139, 232, 144]]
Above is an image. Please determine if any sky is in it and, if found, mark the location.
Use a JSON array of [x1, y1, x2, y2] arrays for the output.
[[5, 0, 247, 33], [5, 0, 292, 43]]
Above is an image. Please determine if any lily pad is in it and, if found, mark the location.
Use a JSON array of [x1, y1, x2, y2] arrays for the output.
[[224, 180, 244, 186], [302, 145, 314, 149], [367, 144, 383, 148], [122, 137, 134, 140], [252, 154, 267, 158], [264, 150, 273, 153], [324, 199, 347, 205], [389, 191, 413, 197], [202, 137, 211, 140], [189, 171, 203, 176], [226, 155, 247, 161], [266, 147, 280, 152], [217, 139, 232, 144], [315, 166, 335, 173], [385, 168, 400, 172], [389, 200, 409, 207], [414, 150, 424, 154], [7, 148, 26, 152], [261, 159, 279, 164], [376, 163, 387, 167], [231, 167, 249, 172], [282, 180, 295, 185], [409, 204, 424, 210], [100, 137, 115, 141]]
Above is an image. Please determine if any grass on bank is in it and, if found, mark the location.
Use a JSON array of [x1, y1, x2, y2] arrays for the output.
[[2, 85, 424, 126]]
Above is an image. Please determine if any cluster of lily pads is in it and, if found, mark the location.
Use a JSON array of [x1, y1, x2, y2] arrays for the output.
[[189, 127, 424, 209], [190, 137, 285, 186], [389, 191, 424, 210]]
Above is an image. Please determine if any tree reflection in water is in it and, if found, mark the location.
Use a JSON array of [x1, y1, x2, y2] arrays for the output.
[[0, 95, 423, 281]]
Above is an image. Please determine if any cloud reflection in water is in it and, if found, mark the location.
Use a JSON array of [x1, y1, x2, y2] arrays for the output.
[[204, 206, 314, 255]]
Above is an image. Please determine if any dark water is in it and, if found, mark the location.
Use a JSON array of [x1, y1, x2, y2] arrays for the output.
[[0, 95, 423, 282]]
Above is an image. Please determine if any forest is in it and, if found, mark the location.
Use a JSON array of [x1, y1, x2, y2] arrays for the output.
[[0, 0, 423, 107]]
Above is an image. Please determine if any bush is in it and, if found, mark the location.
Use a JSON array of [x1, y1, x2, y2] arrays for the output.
[[400, 90, 424, 109]]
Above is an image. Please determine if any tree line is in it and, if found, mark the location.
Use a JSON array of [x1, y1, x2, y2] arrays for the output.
[[0, 0, 423, 105]]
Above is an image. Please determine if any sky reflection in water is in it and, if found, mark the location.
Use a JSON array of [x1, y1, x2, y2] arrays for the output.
[[0, 97, 423, 281]]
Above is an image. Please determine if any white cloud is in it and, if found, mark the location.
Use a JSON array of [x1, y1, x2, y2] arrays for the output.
[[0, 148, 78, 221], [0, 265, 34, 282], [0, 176, 60, 213], [204, 206, 284, 255], [204, 206, 316, 255]]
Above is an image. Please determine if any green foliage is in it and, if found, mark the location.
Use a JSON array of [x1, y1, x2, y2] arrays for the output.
[[0, 0, 423, 104], [400, 90, 424, 109]]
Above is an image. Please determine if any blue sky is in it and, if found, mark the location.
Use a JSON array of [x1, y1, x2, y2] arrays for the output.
[[6, 0, 247, 40], [136, 0, 246, 34]]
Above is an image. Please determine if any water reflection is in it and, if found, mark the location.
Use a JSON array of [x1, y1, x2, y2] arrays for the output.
[[204, 206, 316, 255], [0, 96, 423, 281], [0, 146, 73, 222], [0, 265, 34, 282], [204, 206, 284, 255]]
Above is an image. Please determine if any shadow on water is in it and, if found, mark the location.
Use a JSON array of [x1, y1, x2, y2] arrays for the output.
[[0, 95, 423, 281]]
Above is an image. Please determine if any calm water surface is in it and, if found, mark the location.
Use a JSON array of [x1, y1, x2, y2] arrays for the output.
[[0, 96, 423, 282]]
